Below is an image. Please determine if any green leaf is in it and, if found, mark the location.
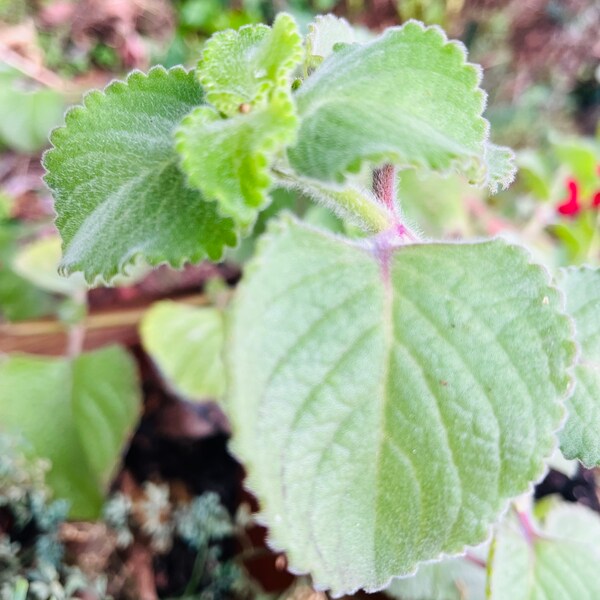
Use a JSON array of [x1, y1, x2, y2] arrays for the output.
[[197, 13, 303, 116], [0, 223, 56, 321], [0, 68, 65, 153], [557, 267, 600, 466], [385, 550, 486, 600], [176, 92, 297, 228], [141, 301, 226, 401], [289, 21, 515, 191], [227, 217, 574, 595], [43, 66, 237, 284], [553, 137, 600, 191], [12, 235, 87, 296], [485, 143, 516, 194], [516, 150, 551, 200], [488, 503, 600, 600], [0, 347, 141, 518], [305, 15, 358, 70]]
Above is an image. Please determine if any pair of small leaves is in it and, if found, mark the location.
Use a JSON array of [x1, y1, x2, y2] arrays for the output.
[[227, 216, 574, 596], [0, 347, 140, 519], [176, 12, 303, 230], [45, 15, 515, 283]]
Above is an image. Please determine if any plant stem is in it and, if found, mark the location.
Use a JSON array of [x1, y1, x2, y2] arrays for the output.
[[273, 167, 393, 233], [66, 323, 85, 357], [373, 164, 396, 211], [513, 501, 537, 544], [184, 543, 209, 595], [464, 551, 487, 569]]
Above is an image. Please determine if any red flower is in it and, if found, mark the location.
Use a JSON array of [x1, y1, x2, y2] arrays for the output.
[[592, 191, 600, 209], [557, 178, 581, 217]]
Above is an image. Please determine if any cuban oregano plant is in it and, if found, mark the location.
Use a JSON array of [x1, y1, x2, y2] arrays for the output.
[[43, 13, 600, 598]]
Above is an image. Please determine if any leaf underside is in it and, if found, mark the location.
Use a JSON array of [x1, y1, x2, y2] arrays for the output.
[[227, 217, 573, 596], [44, 66, 236, 284], [557, 267, 600, 466], [289, 21, 514, 190]]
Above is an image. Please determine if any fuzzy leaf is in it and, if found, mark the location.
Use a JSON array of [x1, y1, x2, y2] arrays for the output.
[[141, 301, 226, 401], [485, 143, 516, 194], [43, 66, 236, 284], [305, 15, 358, 70], [557, 267, 600, 466], [227, 217, 574, 596], [176, 93, 297, 228], [289, 21, 510, 190], [488, 503, 600, 600], [197, 13, 303, 116], [0, 347, 141, 518]]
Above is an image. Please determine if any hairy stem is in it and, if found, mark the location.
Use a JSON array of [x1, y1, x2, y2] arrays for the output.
[[273, 167, 393, 233], [373, 164, 396, 211]]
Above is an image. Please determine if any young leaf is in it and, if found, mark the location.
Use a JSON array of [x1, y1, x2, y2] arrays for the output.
[[289, 21, 515, 191], [176, 92, 297, 228], [0, 347, 140, 518], [43, 66, 237, 284], [197, 13, 303, 116], [141, 301, 226, 401], [227, 217, 574, 596], [485, 143, 516, 194], [488, 503, 600, 599], [305, 15, 358, 70], [556, 267, 600, 466]]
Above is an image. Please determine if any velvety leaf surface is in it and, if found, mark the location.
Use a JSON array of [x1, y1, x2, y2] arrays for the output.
[[141, 301, 226, 401], [485, 143, 516, 194], [488, 503, 600, 600], [289, 21, 515, 190], [305, 15, 357, 70], [176, 93, 297, 228], [197, 13, 302, 116], [0, 347, 140, 518], [227, 217, 573, 595], [557, 267, 600, 466], [43, 66, 236, 284]]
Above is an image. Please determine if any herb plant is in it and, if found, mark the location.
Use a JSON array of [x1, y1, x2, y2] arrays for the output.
[[42, 13, 600, 598]]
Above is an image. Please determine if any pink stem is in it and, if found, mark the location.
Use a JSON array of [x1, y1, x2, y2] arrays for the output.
[[373, 164, 396, 211], [464, 552, 487, 569], [515, 506, 537, 545]]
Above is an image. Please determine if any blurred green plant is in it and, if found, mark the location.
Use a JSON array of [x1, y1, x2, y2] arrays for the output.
[[0, 434, 108, 599]]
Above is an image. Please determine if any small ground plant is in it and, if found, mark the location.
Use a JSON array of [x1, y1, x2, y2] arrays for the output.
[[42, 13, 600, 599]]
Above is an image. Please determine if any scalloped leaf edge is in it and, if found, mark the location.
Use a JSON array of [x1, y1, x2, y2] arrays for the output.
[[43, 65, 238, 286], [292, 19, 504, 191], [226, 215, 577, 596]]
